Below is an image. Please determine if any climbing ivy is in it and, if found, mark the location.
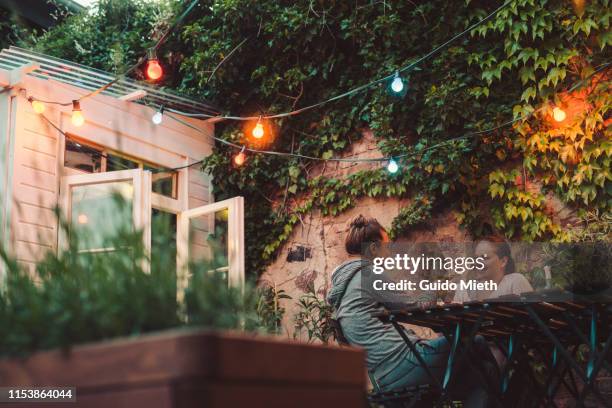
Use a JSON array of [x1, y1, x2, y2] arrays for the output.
[[389, 195, 433, 240], [31, 0, 610, 276]]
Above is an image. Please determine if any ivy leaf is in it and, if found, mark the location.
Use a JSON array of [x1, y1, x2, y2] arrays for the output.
[[517, 47, 538, 64], [546, 67, 566, 87], [489, 182, 505, 198], [519, 66, 535, 84], [521, 86, 536, 102], [288, 166, 300, 179]]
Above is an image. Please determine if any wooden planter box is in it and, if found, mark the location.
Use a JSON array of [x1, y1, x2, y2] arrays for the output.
[[0, 329, 367, 408]]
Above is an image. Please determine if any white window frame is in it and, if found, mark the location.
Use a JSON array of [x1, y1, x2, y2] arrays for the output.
[[59, 170, 245, 301], [176, 196, 245, 302], [58, 169, 150, 257]]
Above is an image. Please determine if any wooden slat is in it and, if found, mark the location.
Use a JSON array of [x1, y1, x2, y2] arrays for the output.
[[0, 330, 366, 389]]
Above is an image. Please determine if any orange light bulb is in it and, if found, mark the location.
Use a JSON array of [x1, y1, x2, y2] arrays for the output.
[[146, 59, 163, 81], [552, 107, 566, 122], [71, 100, 85, 127], [234, 151, 246, 166], [252, 122, 264, 139]]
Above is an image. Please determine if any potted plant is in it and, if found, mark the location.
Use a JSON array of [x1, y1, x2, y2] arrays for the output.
[[0, 214, 366, 408]]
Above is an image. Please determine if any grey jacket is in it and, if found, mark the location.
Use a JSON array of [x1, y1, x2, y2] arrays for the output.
[[327, 259, 416, 378]]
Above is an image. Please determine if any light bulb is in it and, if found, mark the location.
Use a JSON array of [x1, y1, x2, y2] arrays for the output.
[[387, 159, 399, 174], [32, 100, 45, 114], [391, 76, 404, 93], [252, 122, 264, 139], [152, 111, 163, 125], [234, 151, 246, 166], [71, 100, 85, 127], [552, 107, 566, 122], [145, 58, 163, 81]]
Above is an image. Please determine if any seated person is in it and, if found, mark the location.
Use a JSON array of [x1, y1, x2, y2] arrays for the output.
[[327, 215, 496, 407], [453, 236, 534, 303]]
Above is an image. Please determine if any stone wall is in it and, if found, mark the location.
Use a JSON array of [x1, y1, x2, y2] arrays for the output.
[[260, 129, 578, 341], [260, 130, 470, 340]]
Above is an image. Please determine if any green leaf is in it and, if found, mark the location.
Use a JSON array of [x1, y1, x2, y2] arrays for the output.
[[521, 86, 536, 102], [519, 66, 536, 84]]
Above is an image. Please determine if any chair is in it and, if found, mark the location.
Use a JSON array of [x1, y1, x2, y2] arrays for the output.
[[330, 318, 441, 408]]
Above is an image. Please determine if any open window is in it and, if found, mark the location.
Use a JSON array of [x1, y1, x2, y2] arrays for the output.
[[59, 169, 244, 300], [176, 197, 245, 301], [59, 169, 150, 256]]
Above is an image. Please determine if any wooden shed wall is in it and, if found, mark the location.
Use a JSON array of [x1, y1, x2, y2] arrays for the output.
[[1, 73, 215, 276]]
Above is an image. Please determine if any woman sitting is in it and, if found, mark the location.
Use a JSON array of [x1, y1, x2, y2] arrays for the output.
[[327, 215, 496, 407], [453, 236, 533, 303]]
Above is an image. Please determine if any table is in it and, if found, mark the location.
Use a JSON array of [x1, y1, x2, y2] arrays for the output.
[[375, 289, 612, 407]]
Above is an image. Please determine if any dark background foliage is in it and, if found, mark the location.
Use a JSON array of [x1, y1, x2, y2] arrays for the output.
[[3, 0, 609, 277]]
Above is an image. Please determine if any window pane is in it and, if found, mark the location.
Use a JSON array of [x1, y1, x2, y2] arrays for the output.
[[106, 154, 140, 172], [151, 209, 177, 276], [145, 165, 178, 199], [188, 209, 229, 282], [64, 139, 102, 173], [70, 181, 134, 251]]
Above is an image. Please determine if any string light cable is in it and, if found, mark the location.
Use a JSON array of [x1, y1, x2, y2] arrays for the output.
[[19, 57, 609, 174], [163, 0, 515, 121], [28, 0, 511, 117], [162, 61, 610, 167], [26, 0, 200, 108]]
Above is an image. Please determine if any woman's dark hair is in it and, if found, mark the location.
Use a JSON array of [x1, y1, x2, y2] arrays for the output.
[[345, 215, 385, 255], [480, 235, 515, 275]]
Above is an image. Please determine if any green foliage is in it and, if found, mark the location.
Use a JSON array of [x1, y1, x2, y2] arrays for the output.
[[293, 286, 335, 344], [389, 195, 433, 240], [32, 0, 172, 78], [0, 203, 275, 357], [31, 0, 611, 275], [0, 8, 33, 50], [544, 242, 612, 294], [256, 283, 291, 335], [488, 168, 567, 240], [568, 209, 612, 241]]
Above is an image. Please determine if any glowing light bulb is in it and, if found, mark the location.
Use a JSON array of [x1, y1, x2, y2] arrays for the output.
[[552, 107, 566, 122], [387, 159, 399, 174], [145, 58, 163, 81], [71, 100, 85, 127], [252, 121, 264, 139], [391, 73, 404, 93], [152, 111, 163, 125], [234, 151, 246, 166], [31, 100, 45, 114]]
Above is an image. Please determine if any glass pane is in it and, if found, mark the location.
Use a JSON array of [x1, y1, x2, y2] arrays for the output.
[[151, 209, 177, 276], [106, 153, 140, 172], [70, 181, 134, 251], [150, 170, 178, 199], [64, 139, 102, 173], [188, 208, 229, 282]]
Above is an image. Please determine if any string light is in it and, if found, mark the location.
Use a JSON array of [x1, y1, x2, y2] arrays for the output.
[[19, 0, 514, 121], [390, 71, 405, 93], [71, 100, 85, 127], [145, 50, 163, 81], [552, 106, 566, 122], [252, 117, 264, 139], [152, 106, 164, 125], [29, 98, 45, 114], [387, 159, 399, 174], [233, 146, 247, 166]]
